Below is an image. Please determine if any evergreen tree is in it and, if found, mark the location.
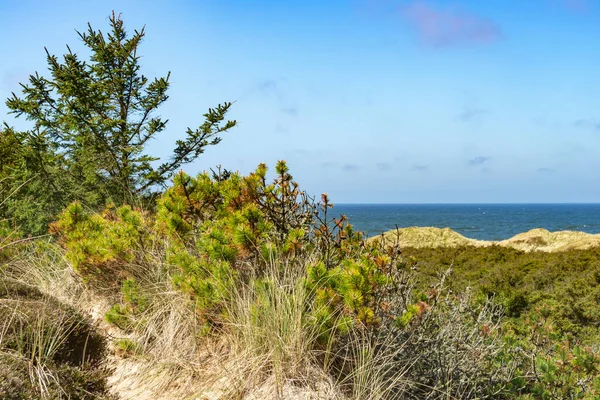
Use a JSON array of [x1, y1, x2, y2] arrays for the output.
[[2, 12, 236, 234]]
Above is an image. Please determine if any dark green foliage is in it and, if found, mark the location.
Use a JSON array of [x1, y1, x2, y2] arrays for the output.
[[401, 245, 600, 398], [527, 343, 600, 399], [0, 125, 65, 236], [2, 12, 236, 235], [402, 245, 600, 342]]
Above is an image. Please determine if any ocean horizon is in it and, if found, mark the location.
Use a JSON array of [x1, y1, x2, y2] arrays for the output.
[[332, 203, 600, 241]]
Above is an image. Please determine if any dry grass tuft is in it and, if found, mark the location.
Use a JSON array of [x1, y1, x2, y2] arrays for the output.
[[216, 256, 334, 398]]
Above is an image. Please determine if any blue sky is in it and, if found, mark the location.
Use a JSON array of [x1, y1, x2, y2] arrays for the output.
[[1, 0, 600, 203]]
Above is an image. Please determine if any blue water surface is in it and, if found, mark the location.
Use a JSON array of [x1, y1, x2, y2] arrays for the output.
[[332, 204, 600, 241]]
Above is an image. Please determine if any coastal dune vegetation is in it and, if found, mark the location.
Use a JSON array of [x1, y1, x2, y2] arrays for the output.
[[1, 13, 599, 400], [374, 226, 600, 252]]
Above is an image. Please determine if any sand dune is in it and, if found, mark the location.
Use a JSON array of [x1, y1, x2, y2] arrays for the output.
[[372, 227, 600, 252]]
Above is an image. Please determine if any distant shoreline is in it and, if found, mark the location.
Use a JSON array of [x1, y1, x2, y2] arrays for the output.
[[333, 203, 600, 241]]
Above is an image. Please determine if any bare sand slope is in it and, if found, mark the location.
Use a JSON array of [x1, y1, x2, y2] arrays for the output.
[[372, 227, 600, 252]]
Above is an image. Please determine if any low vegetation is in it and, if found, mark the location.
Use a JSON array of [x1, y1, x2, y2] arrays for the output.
[[402, 245, 600, 342], [401, 245, 600, 399], [7, 161, 600, 399]]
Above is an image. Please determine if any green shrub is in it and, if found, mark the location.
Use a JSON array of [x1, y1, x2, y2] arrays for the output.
[[398, 245, 600, 398], [54, 162, 408, 335], [51, 202, 154, 287], [402, 246, 600, 343], [157, 162, 413, 336]]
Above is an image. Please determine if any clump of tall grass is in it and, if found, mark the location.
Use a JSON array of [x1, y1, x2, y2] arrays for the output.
[[220, 255, 327, 395], [335, 327, 412, 400], [1, 302, 76, 397], [0, 280, 110, 399], [99, 247, 338, 398]]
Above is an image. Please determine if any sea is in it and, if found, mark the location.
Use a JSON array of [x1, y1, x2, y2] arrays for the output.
[[332, 204, 600, 241]]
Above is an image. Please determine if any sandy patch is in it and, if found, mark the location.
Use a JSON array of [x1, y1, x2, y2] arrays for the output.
[[371, 227, 600, 252]]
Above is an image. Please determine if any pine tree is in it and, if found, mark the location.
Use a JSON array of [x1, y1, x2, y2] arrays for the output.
[[2, 12, 236, 234]]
